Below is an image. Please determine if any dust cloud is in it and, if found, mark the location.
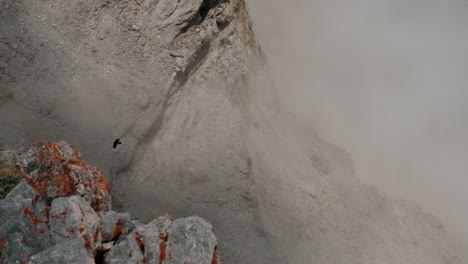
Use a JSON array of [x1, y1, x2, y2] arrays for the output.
[[247, 0, 468, 255]]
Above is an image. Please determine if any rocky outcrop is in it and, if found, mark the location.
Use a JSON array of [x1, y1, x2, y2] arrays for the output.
[[17, 142, 111, 211], [0, 142, 219, 264]]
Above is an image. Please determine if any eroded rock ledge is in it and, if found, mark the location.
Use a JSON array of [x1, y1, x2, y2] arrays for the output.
[[0, 142, 220, 264]]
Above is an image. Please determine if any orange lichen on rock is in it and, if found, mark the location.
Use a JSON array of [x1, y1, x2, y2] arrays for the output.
[[83, 234, 92, 250], [51, 210, 68, 219], [92, 228, 100, 243], [112, 219, 122, 239], [159, 241, 166, 264], [22, 207, 33, 216], [31, 216, 48, 234], [3, 143, 220, 263], [211, 247, 221, 264], [133, 231, 147, 263], [158, 231, 168, 264], [21, 142, 111, 211], [135, 231, 145, 254]]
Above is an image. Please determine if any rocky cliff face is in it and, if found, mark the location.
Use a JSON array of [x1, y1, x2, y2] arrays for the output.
[[0, 142, 219, 264], [0, 0, 464, 263]]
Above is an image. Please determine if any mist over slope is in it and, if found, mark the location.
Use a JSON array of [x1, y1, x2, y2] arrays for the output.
[[247, 0, 468, 254], [0, 0, 466, 263]]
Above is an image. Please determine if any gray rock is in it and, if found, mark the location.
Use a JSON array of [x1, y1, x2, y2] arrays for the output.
[[105, 231, 145, 264], [1, 143, 219, 263], [148, 215, 173, 230], [136, 215, 173, 264], [0, 181, 37, 224], [16, 142, 111, 211], [164, 216, 218, 264], [49, 196, 101, 249], [156, 0, 205, 40], [3, 181, 36, 200], [0, 221, 32, 263], [29, 237, 93, 264], [0, 182, 52, 263], [99, 211, 135, 242], [20, 189, 51, 242]]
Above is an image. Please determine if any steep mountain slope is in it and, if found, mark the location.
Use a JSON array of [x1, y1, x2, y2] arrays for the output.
[[0, 0, 463, 263], [246, 67, 461, 263]]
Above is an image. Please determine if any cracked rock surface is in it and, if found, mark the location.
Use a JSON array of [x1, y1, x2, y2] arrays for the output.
[[0, 142, 219, 264]]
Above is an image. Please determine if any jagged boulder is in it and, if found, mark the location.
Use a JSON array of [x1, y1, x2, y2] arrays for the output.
[[0, 181, 38, 225], [49, 196, 101, 249], [0, 142, 219, 264], [98, 211, 135, 242], [135, 215, 173, 264], [164, 216, 218, 264], [29, 238, 94, 264], [104, 231, 145, 264], [17, 142, 112, 211], [0, 181, 52, 263]]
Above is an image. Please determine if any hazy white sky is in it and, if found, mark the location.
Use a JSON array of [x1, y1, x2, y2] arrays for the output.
[[247, 0, 468, 251]]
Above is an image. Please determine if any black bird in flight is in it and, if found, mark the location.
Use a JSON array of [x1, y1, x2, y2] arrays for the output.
[[113, 139, 122, 149]]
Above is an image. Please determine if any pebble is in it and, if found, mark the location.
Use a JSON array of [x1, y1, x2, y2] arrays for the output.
[[131, 24, 142, 31]]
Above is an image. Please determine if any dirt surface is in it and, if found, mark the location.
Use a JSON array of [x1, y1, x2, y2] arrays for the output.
[[0, 0, 464, 263]]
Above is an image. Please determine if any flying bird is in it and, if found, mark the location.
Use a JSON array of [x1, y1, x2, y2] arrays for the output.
[[113, 139, 122, 149]]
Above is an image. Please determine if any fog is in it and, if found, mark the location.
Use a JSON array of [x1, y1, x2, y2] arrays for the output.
[[247, 0, 468, 254]]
